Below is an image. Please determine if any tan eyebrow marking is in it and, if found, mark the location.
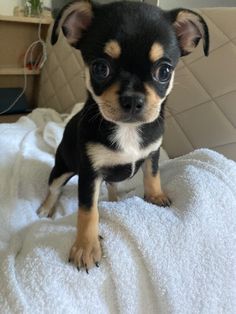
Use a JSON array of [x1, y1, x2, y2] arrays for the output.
[[149, 43, 164, 63], [104, 40, 121, 59]]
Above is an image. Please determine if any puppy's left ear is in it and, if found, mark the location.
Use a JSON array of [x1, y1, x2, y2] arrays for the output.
[[167, 9, 209, 57]]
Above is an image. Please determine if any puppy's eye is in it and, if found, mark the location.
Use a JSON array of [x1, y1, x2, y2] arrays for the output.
[[91, 59, 111, 81], [152, 63, 173, 83]]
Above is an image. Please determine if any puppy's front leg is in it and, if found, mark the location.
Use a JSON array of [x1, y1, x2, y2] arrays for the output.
[[143, 149, 171, 207], [69, 170, 102, 272]]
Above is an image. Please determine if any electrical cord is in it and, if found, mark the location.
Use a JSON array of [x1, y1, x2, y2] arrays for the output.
[[0, 14, 47, 115]]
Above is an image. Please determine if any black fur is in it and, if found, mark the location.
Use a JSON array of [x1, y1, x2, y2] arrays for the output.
[[150, 149, 160, 176]]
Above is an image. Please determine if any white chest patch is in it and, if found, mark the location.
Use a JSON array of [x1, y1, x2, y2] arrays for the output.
[[111, 125, 141, 160], [110, 125, 142, 177], [87, 124, 163, 174]]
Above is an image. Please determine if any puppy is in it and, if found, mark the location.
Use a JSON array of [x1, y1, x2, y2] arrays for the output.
[[38, 0, 209, 271]]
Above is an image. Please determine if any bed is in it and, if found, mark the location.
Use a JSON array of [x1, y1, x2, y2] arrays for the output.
[[0, 7, 236, 314]]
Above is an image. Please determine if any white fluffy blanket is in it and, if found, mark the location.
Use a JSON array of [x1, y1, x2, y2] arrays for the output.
[[0, 106, 236, 314]]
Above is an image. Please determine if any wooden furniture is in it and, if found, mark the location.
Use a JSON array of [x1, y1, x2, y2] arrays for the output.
[[0, 15, 52, 120]]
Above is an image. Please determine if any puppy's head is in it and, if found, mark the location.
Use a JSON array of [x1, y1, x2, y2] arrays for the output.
[[52, 1, 209, 124]]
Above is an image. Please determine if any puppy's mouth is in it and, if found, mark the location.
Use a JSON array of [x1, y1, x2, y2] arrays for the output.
[[121, 115, 140, 123], [118, 111, 145, 123]]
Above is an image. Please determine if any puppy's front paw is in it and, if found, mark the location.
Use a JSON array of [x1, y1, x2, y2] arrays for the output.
[[37, 205, 53, 218], [145, 193, 171, 207], [69, 235, 102, 272]]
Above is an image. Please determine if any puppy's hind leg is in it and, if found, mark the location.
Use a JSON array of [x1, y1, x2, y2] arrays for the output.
[[37, 153, 74, 218]]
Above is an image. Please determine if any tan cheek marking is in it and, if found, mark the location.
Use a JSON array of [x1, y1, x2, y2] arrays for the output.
[[144, 71, 175, 121], [85, 65, 119, 103], [145, 84, 161, 106], [149, 43, 164, 63], [85, 67, 121, 122], [101, 83, 119, 103], [104, 40, 121, 59], [99, 83, 121, 121], [144, 84, 163, 122]]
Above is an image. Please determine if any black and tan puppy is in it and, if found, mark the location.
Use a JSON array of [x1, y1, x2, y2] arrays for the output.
[[38, 0, 209, 271]]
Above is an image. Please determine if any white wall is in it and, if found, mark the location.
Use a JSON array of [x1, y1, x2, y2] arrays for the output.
[[0, 0, 52, 16], [97, 0, 236, 7], [1, 0, 234, 16], [0, 0, 19, 15], [159, 0, 236, 9]]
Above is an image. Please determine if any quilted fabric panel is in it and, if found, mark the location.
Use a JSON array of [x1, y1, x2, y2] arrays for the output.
[[38, 24, 86, 113], [163, 8, 236, 161], [38, 8, 236, 161]]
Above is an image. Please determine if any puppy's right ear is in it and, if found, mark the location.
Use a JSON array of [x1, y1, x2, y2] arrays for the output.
[[51, 0, 93, 47]]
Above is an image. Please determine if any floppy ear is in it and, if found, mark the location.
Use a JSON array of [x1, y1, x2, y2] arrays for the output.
[[51, 0, 93, 47], [168, 9, 209, 57]]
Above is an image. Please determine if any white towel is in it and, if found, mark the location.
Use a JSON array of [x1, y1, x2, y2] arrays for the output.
[[0, 106, 236, 314]]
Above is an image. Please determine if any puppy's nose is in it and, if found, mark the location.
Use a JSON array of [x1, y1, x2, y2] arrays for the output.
[[120, 94, 145, 113]]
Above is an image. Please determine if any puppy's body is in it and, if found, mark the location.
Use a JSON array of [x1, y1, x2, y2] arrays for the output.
[[44, 95, 164, 209], [38, 1, 209, 272], [56, 96, 164, 180]]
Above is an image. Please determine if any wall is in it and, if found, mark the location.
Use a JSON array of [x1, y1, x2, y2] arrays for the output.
[[59, 0, 236, 7], [0, 0, 52, 16], [0, 0, 19, 15], [50, 0, 236, 16], [159, 0, 236, 9], [1, 0, 234, 16]]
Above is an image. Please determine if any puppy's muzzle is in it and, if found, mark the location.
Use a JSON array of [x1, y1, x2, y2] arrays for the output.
[[119, 93, 145, 120]]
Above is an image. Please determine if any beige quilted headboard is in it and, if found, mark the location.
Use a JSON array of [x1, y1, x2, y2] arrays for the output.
[[38, 8, 236, 161], [38, 24, 86, 113]]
